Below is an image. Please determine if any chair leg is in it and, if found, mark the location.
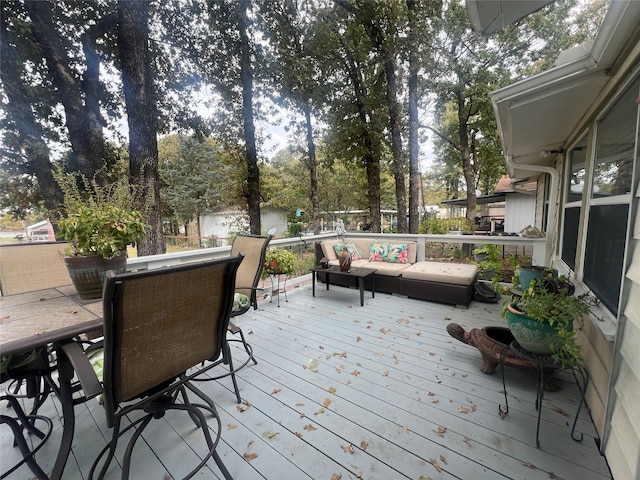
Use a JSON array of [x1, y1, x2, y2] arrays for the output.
[[224, 342, 242, 404], [237, 329, 258, 366]]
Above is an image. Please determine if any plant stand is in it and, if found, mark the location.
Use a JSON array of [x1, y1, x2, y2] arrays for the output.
[[499, 341, 589, 448], [266, 272, 288, 307]]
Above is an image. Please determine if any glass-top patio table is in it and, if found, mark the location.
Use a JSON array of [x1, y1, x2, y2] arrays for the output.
[[310, 265, 376, 306], [1, 286, 102, 479]]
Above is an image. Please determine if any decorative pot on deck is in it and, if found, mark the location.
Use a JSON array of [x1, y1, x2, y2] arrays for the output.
[[64, 252, 127, 299], [338, 249, 351, 271], [504, 303, 571, 355]]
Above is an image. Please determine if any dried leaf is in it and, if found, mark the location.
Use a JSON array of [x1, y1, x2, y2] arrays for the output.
[[319, 345, 325, 350], [418, 476, 433, 480], [33, 330, 44, 335], [521, 461, 535, 469], [328, 387, 337, 394], [295, 432, 303, 438], [429, 351, 436, 356], [341, 444, 354, 454], [439, 455, 447, 465], [360, 440, 369, 450], [429, 458, 442, 473], [227, 423, 237, 430], [553, 407, 569, 417], [351, 370, 361, 376], [458, 406, 470, 414], [304, 424, 317, 431], [433, 426, 446, 437], [323, 398, 332, 408], [431, 399, 439, 404], [243, 452, 258, 462], [415, 331, 422, 336], [264, 431, 279, 439], [382, 370, 389, 376], [356, 336, 362, 342], [236, 405, 250, 413], [463, 437, 471, 445], [403, 425, 409, 432], [315, 407, 325, 415], [271, 388, 281, 395], [296, 402, 305, 407], [331, 474, 342, 480], [427, 391, 435, 397]]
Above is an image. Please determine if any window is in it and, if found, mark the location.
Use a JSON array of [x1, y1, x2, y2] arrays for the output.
[[582, 74, 640, 317], [561, 135, 587, 270]]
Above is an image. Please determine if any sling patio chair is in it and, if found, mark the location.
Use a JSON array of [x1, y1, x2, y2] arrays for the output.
[[60, 255, 243, 480]]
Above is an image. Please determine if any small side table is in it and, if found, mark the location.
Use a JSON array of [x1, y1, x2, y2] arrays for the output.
[[499, 341, 589, 448], [266, 272, 288, 307]]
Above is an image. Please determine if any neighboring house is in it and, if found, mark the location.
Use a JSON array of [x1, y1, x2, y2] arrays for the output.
[[440, 175, 536, 234], [199, 206, 288, 241], [484, 1, 640, 478], [26, 220, 55, 242]]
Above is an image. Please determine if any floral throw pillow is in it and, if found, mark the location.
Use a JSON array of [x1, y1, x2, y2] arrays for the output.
[[369, 243, 387, 262], [385, 243, 408, 263]]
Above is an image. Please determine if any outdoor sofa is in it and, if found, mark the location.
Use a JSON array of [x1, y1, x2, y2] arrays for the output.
[[314, 237, 478, 307]]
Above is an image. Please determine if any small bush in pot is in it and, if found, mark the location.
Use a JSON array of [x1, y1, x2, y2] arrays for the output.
[[503, 275, 589, 368], [263, 248, 295, 276]]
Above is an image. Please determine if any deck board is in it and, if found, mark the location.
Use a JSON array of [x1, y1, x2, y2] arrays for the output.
[[1, 281, 612, 479]]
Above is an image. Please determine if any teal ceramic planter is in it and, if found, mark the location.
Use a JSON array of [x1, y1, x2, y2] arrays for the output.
[[505, 303, 571, 355], [64, 252, 127, 299], [517, 266, 545, 290]]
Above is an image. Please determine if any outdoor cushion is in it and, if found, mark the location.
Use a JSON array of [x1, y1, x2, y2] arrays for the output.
[[385, 243, 408, 263], [401, 261, 478, 286], [233, 293, 251, 312], [369, 243, 386, 262], [333, 243, 362, 261]]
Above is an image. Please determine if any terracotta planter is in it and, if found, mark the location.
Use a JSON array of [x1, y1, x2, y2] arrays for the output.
[[64, 252, 127, 299], [505, 303, 571, 355], [338, 249, 351, 271]]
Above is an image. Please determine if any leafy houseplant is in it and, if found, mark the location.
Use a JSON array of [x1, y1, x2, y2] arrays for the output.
[[472, 244, 501, 286], [263, 248, 295, 276], [55, 172, 147, 299], [503, 276, 589, 367]]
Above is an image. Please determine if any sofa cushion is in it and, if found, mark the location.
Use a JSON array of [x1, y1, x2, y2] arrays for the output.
[[321, 238, 418, 265], [402, 261, 477, 286], [368, 242, 387, 262], [385, 243, 408, 263]]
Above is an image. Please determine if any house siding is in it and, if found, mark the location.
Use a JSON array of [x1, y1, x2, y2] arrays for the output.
[[504, 194, 536, 233]]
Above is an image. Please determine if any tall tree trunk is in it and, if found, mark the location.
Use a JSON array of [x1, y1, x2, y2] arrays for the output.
[[237, 1, 261, 235], [24, 1, 107, 187], [0, 11, 64, 217], [407, 0, 420, 234], [303, 103, 320, 235], [117, 0, 165, 255], [456, 89, 477, 229]]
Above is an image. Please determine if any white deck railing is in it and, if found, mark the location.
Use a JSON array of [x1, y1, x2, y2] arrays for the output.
[[126, 232, 546, 271]]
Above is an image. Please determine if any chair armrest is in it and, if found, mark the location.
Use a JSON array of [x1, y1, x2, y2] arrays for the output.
[[58, 342, 103, 400]]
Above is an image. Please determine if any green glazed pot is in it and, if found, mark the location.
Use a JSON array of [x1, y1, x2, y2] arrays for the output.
[[505, 303, 571, 355], [64, 251, 127, 299]]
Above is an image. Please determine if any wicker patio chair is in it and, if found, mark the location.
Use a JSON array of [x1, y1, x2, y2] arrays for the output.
[[62, 255, 242, 480]]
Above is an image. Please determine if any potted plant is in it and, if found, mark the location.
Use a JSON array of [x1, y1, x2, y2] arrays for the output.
[[263, 248, 295, 276], [472, 244, 501, 282], [503, 275, 589, 367], [56, 173, 147, 299]]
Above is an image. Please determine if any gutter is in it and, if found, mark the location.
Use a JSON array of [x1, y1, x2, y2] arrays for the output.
[[505, 155, 559, 267]]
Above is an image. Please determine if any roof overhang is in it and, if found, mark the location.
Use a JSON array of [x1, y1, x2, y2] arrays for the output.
[[466, 0, 553, 35], [490, 0, 640, 179], [441, 193, 506, 206]]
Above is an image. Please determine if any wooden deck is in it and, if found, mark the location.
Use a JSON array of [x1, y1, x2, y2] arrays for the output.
[[2, 278, 613, 479]]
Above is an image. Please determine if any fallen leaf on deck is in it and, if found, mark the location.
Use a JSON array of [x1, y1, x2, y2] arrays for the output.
[[439, 455, 447, 465], [427, 391, 435, 397], [403, 425, 409, 432], [323, 398, 332, 407], [236, 405, 250, 412], [382, 370, 389, 376], [33, 330, 45, 335], [295, 432, 303, 438], [341, 444, 355, 454], [463, 437, 471, 445], [242, 400, 252, 406], [553, 407, 569, 417], [227, 424, 237, 430], [328, 387, 337, 394], [462, 373, 468, 378], [357, 362, 362, 366], [418, 476, 433, 480], [331, 474, 342, 480], [319, 345, 325, 350], [380, 327, 390, 334], [271, 388, 281, 395], [351, 370, 360, 376], [299, 413, 305, 418], [429, 351, 436, 356], [429, 458, 442, 473], [521, 461, 535, 469], [296, 402, 305, 407], [431, 399, 439, 404], [458, 406, 470, 414], [549, 472, 560, 479], [360, 440, 368, 450], [315, 407, 325, 415], [433, 426, 446, 437], [356, 336, 362, 342], [243, 452, 258, 462], [326, 354, 332, 359], [304, 424, 317, 431]]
